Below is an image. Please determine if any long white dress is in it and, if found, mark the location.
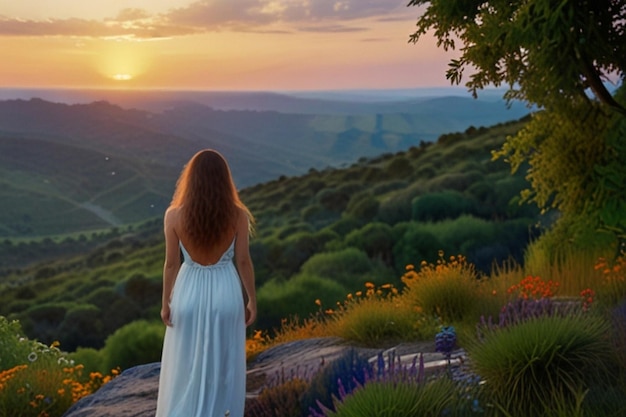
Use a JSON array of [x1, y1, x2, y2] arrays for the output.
[[155, 239, 246, 417]]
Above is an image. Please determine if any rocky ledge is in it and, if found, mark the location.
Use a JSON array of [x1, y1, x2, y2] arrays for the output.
[[63, 337, 447, 417]]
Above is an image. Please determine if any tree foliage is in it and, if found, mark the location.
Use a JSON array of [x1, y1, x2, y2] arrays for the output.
[[408, 0, 625, 113], [409, 0, 626, 249]]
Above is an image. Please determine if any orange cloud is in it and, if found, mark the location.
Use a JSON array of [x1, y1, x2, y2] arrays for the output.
[[0, 0, 416, 39]]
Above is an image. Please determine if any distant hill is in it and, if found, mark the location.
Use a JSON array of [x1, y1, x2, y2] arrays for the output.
[[0, 117, 540, 348], [0, 91, 529, 237]]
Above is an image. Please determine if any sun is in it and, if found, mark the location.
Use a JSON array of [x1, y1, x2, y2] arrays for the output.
[[95, 40, 152, 85], [112, 73, 133, 81]]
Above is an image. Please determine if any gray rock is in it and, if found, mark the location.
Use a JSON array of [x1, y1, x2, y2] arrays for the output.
[[63, 362, 160, 417], [62, 337, 442, 417]]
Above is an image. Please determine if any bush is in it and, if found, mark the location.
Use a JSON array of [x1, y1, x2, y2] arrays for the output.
[[325, 284, 420, 347], [57, 305, 105, 351], [377, 189, 416, 224], [344, 193, 379, 223], [411, 191, 477, 222], [426, 215, 495, 253], [401, 253, 483, 324], [299, 248, 388, 289], [0, 316, 29, 371], [392, 223, 444, 272], [256, 275, 347, 332], [468, 312, 615, 416], [101, 320, 164, 371], [324, 377, 456, 417], [345, 223, 394, 266], [0, 317, 118, 417], [70, 347, 105, 375]]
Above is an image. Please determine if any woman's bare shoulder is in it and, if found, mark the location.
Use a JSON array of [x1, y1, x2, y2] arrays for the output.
[[164, 206, 182, 226]]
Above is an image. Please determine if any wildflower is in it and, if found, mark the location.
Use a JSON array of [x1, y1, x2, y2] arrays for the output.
[[28, 352, 38, 362], [314, 299, 321, 306], [364, 282, 375, 289], [435, 326, 457, 363], [405, 264, 415, 270], [580, 288, 595, 311]]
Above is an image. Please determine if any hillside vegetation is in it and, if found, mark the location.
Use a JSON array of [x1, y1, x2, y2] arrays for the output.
[[0, 116, 540, 350], [0, 96, 528, 239]]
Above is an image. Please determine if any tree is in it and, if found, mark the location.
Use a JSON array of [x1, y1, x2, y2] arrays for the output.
[[408, 0, 626, 254], [408, 0, 625, 113]]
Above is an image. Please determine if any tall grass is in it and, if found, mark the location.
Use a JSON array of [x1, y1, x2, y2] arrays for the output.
[[468, 312, 615, 416], [323, 377, 456, 417], [400, 253, 486, 325], [524, 243, 612, 296], [323, 283, 423, 346]]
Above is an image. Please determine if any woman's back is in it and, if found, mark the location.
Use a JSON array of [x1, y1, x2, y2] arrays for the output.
[[170, 206, 237, 266]]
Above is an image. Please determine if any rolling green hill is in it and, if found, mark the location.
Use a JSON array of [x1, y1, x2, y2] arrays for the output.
[[0, 116, 540, 350], [0, 96, 529, 239]]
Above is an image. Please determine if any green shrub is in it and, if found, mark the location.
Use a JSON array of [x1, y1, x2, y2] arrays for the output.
[[325, 377, 456, 417], [70, 347, 105, 375], [301, 204, 337, 226], [467, 313, 615, 416], [345, 222, 394, 265], [425, 171, 483, 192], [256, 275, 347, 331], [377, 191, 414, 224], [344, 193, 379, 222], [299, 248, 388, 288], [328, 291, 419, 347], [411, 191, 477, 222], [0, 316, 31, 371], [322, 217, 361, 237], [424, 215, 495, 252], [385, 157, 413, 178], [124, 273, 161, 310], [400, 254, 482, 324], [392, 223, 444, 272], [57, 305, 104, 351], [101, 320, 164, 371]]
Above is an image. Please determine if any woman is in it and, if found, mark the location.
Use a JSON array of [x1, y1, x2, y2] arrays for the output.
[[155, 149, 256, 417]]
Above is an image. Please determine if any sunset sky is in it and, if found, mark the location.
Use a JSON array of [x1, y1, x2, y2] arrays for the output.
[[0, 0, 458, 91]]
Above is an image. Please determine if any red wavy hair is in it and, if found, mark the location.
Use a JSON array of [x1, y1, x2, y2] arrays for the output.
[[170, 149, 253, 249]]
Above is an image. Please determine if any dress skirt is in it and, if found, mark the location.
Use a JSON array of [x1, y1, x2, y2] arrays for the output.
[[156, 240, 245, 417]]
